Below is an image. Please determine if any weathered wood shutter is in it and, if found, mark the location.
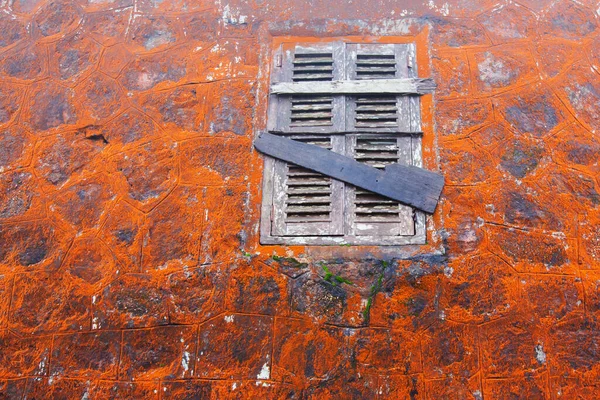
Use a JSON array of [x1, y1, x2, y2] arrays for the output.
[[345, 135, 415, 236], [261, 40, 431, 245], [269, 42, 345, 134], [270, 43, 345, 236], [344, 43, 420, 238]]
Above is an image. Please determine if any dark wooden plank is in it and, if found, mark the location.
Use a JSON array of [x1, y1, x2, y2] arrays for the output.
[[254, 133, 444, 213]]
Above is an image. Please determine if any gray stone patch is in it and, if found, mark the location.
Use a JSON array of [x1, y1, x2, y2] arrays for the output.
[[500, 143, 544, 178], [505, 99, 558, 137], [566, 83, 600, 122], [477, 52, 516, 87], [30, 89, 77, 131], [535, 343, 546, 365], [143, 30, 175, 50]]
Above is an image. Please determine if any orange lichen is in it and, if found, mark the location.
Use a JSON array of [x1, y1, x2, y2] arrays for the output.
[[0, 0, 599, 398]]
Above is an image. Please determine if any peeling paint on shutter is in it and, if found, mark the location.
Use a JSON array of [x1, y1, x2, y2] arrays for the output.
[[354, 96, 399, 129], [285, 136, 333, 223], [346, 135, 415, 236], [292, 52, 334, 81], [355, 54, 397, 80], [346, 44, 406, 133], [344, 43, 418, 239], [269, 42, 345, 237], [271, 134, 344, 236], [273, 43, 345, 134], [261, 40, 429, 245], [290, 50, 335, 127], [290, 96, 334, 127]]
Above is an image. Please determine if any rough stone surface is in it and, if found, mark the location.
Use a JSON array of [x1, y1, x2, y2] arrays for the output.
[[108, 140, 178, 212], [50, 331, 121, 379], [119, 325, 196, 380], [478, 3, 538, 43], [196, 314, 272, 380], [33, 132, 107, 188], [0, 14, 27, 50], [33, 2, 82, 39], [92, 273, 169, 329], [0, 170, 44, 222], [0, 83, 23, 127], [51, 31, 102, 85], [0, 40, 47, 81], [496, 84, 569, 138], [0, 0, 599, 397], [0, 126, 33, 174], [23, 80, 78, 133]]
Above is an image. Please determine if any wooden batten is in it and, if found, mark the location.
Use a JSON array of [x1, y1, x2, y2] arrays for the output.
[[270, 78, 436, 95], [255, 133, 444, 214]]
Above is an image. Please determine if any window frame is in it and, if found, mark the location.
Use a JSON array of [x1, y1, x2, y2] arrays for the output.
[[259, 38, 430, 246]]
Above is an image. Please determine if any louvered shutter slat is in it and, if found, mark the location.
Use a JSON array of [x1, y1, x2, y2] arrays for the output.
[[292, 52, 334, 82], [269, 43, 345, 237], [263, 40, 427, 244], [345, 43, 417, 238], [347, 136, 414, 235], [273, 43, 345, 134], [273, 135, 344, 235], [355, 51, 397, 80]]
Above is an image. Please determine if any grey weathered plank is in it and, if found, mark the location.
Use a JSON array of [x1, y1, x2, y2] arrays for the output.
[[269, 130, 424, 135], [255, 133, 444, 214], [270, 78, 436, 95]]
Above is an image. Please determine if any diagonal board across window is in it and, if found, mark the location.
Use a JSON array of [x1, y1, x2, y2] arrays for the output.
[[258, 40, 443, 245]]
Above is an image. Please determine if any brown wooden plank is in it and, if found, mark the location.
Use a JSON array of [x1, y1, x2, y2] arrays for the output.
[[255, 133, 444, 214]]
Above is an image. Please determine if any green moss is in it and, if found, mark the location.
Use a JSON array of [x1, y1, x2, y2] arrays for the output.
[[362, 297, 373, 321], [322, 264, 333, 282], [362, 260, 391, 324], [334, 275, 353, 285], [320, 263, 353, 286], [271, 255, 308, 268]]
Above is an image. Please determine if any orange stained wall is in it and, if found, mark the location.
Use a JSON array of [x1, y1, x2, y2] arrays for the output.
[[0, 0, 600, 398]]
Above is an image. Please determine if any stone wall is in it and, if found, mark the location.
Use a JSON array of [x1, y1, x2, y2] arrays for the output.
[[0, 0, 599, 398]]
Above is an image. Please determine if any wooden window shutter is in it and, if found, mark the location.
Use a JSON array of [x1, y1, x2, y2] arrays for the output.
[[344, 43, 420, 238], [270, 42, 345, 134], [345, 43, 420, 133], [344, 135, 415, 236], [261, 40, 432, 245], [269, 43, 345, 237]]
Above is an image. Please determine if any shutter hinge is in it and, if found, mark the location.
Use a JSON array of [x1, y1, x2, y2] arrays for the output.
[[407, 52, 415, 69]]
